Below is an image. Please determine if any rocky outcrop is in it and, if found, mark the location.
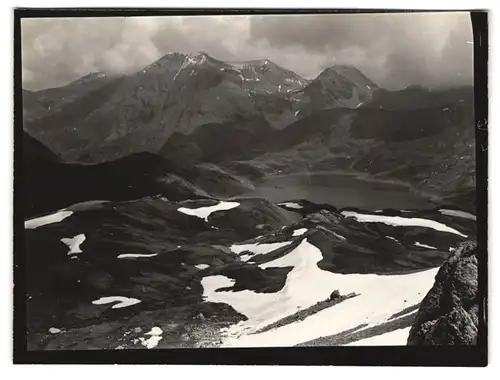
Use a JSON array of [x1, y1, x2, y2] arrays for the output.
[[407, 241, 479, 345]]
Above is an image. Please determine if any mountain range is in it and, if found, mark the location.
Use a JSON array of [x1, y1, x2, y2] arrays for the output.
[[23, 51, 376, 162], [22, 51, 474, 212]]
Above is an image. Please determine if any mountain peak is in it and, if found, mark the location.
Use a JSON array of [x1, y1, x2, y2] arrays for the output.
[[319, 64, 361, 77], [317, 64, 378, 90], [158, 52, 186, 59], [193, 51, 209, 58]]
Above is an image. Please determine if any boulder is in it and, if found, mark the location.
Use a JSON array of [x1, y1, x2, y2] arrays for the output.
[[329, 290, 341, 301], [407, 241, 480, 345]]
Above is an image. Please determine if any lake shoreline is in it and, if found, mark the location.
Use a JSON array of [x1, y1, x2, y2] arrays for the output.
[[233, 170, 441, 211]]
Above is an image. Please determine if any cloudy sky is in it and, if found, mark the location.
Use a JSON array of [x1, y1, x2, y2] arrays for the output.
[[21, 12, 473, 91]]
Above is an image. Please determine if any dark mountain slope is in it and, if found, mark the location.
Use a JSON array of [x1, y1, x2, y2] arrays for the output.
[[159, 116, 274, 164], [23, 75, 127, 157], [22, 132, 261, 218], [22, 131, 207, 217], [23, 131, 61, 163], [367, 85, 474, 111], [23, 72, 123, 124], [292, 64, 378, 117]]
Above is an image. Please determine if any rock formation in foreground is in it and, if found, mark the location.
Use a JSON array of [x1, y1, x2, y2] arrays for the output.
[[407, 241, 479, 345]]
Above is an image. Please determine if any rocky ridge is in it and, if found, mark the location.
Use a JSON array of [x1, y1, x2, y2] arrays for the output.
[[407, 241, 480, 345]]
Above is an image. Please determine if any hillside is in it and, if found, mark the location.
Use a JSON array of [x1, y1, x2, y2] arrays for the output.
[[24, 196, 475, 349], [20, 51, 478, 350]]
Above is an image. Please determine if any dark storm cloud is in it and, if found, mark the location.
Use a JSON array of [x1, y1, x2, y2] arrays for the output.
[[21, 12, 473, 91]]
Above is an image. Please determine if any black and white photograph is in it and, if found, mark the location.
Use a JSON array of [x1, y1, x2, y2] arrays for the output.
[[13, 8, 488, 365]]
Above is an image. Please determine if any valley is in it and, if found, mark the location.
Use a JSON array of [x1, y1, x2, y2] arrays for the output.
[[19, 50, 478, 350]]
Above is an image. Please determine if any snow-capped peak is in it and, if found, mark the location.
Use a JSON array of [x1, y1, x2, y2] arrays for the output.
[[186, 52, 208, 65]]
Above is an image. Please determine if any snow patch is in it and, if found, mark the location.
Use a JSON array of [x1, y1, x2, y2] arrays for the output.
[[203, 275, 235, 291], [386, 236, 398, 242], [332, 232, 346, 241], [414, 242, 437, 250], [341, 211, 467, 237], [202, 238, 438, 347], [173, 57, 188, 80], [438, 209, 476, 220], [292, 228, 307, 237], [140, 327, 163, 349], [61, 234, 86, 255], [294, 110, 300, 116], [25, 210, 74, 229], [146, 327, 163, 336], [92, 296, 142, 309], [49, 327, 62, 334], [195, 264, 210, 270], [178, 201, 240, 221], [345, 327, 411, 346], [117, 253, 158, 259], [277, 202, 303, 209], [173, 53, 205, 80]]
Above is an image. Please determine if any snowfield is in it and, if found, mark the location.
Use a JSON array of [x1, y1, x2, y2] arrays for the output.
[[140, 327, 163, 349], [195, 264, 210, 270], [341, 211, 467, 237], [25, 210, 74, 229], [60, 234, 86, 255], [292, 228, 308, 236], [117, 253, 158, 259], [414, 242, 437, 250], [277, 202, 303, 209], [178, 201, 240, 221], [201, 238, 438, 347], [92, 296, 142, 309]]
